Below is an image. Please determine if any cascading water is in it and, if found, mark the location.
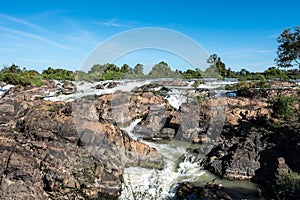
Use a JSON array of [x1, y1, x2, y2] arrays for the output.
[[119, 100, 206, 199], [45, 79, 261, 199], [118, 139, 205, 200]]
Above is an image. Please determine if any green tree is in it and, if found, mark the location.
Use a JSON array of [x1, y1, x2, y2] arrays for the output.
[[182, 69, 202, 79], [121, 64, 130, 73], [275, 27, 300, 70], [206, 54, 226, 78], [1, 64, 22, 74], [149, 61, 174, 78], [133, 63, 144, 75]]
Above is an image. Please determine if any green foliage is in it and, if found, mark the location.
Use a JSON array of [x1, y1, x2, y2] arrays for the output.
[[149, 61, 175, 78], [182, 69, 202, 79], [47, 105, 56, 112], [275, 26, 300, 70], [270, 95, 297, 120], [1, 64, 22, 74], [0, 64, 76, 86], [0, 65, 43, 86], [121, 64, 130, 73], [42, 67, 75, 81], [205, 54, 226, 78], [274, 171, 300, 199], [102, 70, 123, 80]]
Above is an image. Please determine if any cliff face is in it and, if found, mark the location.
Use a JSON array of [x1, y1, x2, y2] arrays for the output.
[[0, 86, 164, 199]]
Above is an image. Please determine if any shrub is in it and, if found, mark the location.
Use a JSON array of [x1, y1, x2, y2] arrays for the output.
[[42, 67, 75, 81], [274, 171, 300, 199], [270, 95, 297, 120]]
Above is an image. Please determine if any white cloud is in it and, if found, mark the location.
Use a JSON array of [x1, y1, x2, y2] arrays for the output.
[[93, 19, 130, 28], [0, 26, 69, 50], [0, 13, 47, 32]]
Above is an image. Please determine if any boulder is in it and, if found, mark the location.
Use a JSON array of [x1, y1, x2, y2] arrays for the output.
[[201, 131, 263, 180], [175, 182, 232, 200], [106, 81, 118, 88], [62, 81, 76, 95], [95, 83, 104, 89]]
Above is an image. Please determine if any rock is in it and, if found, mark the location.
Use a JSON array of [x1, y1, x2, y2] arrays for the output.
[[107, 81, 118, 88], [95, 91, 170, 126], [62, 81, 76, 95], [175, 182, 232, 200], [133, 83, 162, 92], [95, 83, 104, 89], [252, 125, 300, 199], [0, 86, 164, 199], [201, 130, 263, 180], [133, 105, 172, 139]]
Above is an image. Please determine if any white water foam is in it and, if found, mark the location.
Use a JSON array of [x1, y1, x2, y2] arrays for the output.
[[119, 121, 205, 200]]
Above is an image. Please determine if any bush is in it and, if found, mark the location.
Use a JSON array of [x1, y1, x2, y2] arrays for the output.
[[270, 95, 297, 120], [274, 171, 300, 199], [42, 67, 75, 81]]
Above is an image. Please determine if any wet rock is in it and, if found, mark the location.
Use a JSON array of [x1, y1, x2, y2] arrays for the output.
[[95, 91, 170, 126], [201, 130, 263, 180], [95, 83, 104, 89], [175, 182, 232, 200], [133, 105, 171, 138], [133, 83, 162, 92], [107, 81, 118, 88], [62, 81, 76, 95]]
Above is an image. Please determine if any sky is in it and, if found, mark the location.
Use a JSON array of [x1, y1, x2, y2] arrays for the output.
[[0, 0, 299, 72]]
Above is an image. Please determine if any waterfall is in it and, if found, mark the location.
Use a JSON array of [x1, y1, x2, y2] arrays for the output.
[[119, 121, 205, 200]]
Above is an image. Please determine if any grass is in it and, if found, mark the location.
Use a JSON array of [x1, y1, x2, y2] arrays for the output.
[[47, 105, 56, 112]]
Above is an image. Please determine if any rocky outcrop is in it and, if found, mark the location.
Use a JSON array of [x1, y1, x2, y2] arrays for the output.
[[62, 81, 76, 95], [95, 91, 171, 126], [133, 105, 177, 139], [0, 88, 164, 199], [201, 131, 264, 180], [175, 182, 232, 200], [199, 96, 271, 180], [1, 83, 58, 101], [133, 83, 162, 92], [200, 93, 300, 198], [252, 125, 300, 198]]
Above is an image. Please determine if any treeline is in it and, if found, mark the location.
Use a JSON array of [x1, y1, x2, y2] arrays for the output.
[[0, 64, 75, 86], [77, 57, 300, 81], [1, 60, 300, 87]]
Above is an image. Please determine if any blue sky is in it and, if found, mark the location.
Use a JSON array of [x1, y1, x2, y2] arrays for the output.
[[0, 0, 299, 72]]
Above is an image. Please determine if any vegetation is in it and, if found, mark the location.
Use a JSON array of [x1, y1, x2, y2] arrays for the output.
[[276, 26, 300, 70], [0, 64, 76, 86], [274, 171, 300, 199], [270, 95, 297, 120], [42, 67, 75, 81]]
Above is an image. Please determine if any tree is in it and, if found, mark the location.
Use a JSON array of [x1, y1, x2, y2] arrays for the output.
[[133, 64, 144, 75], [1, 64, 22, 74], [238, 68, 250, 76], [149, 61, 174, 78], [205, 54, 226, 78], [121, 64, 130, 73], [275, 27, 300, 70]]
